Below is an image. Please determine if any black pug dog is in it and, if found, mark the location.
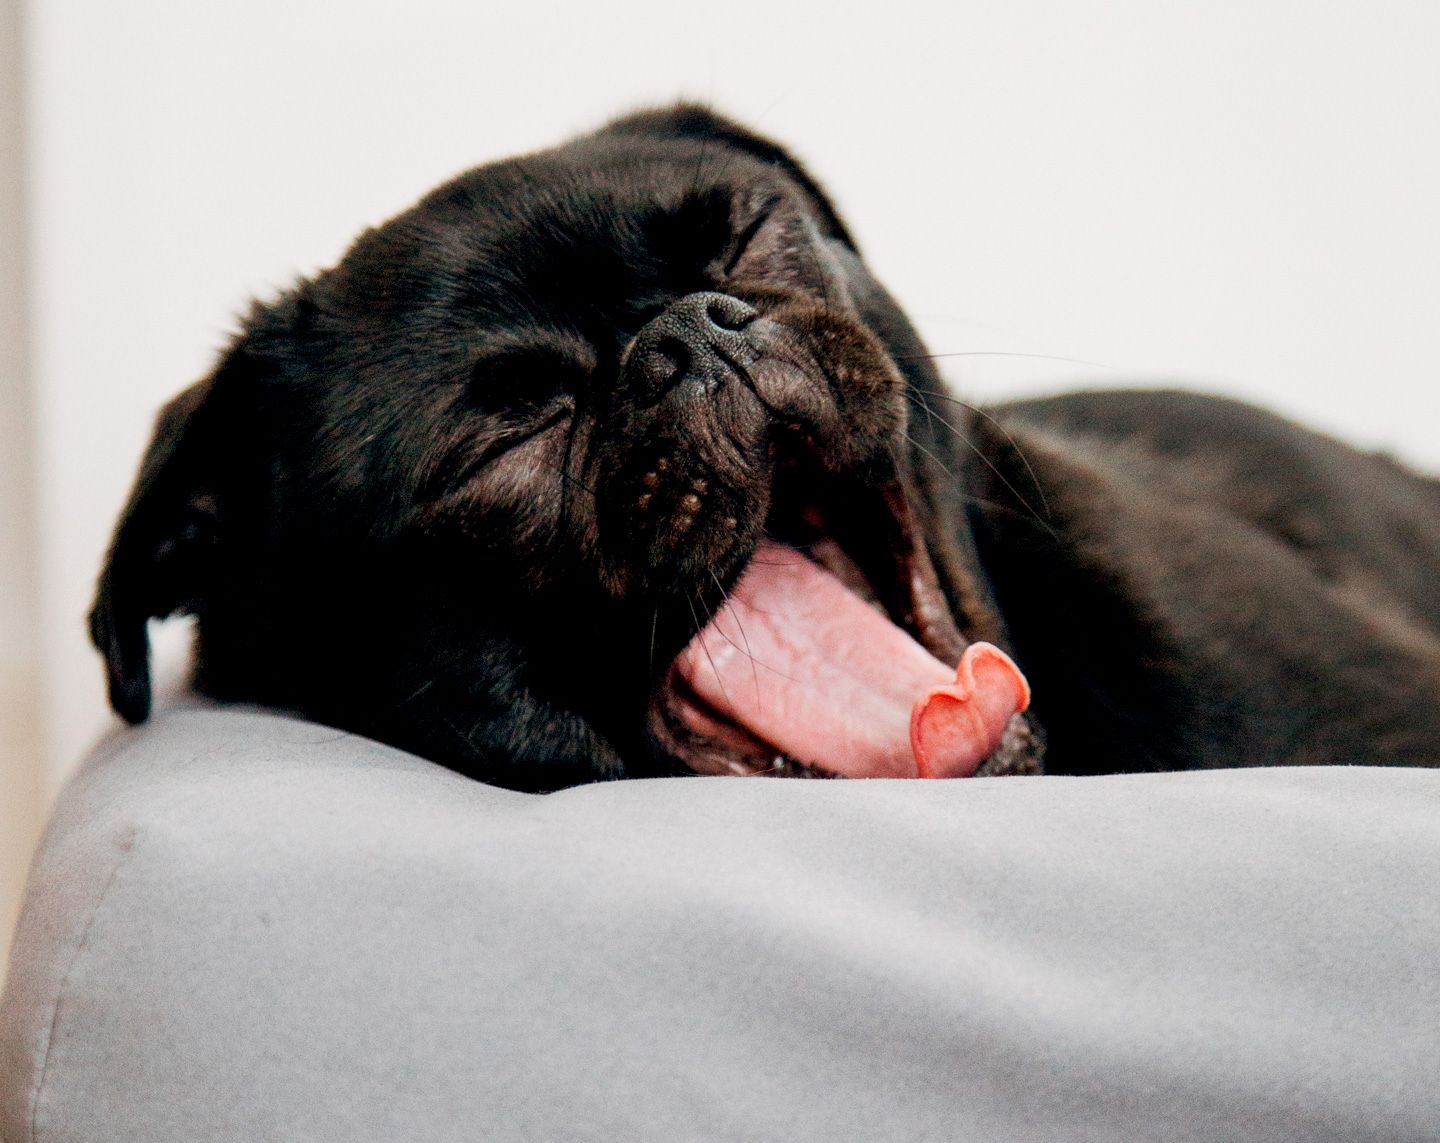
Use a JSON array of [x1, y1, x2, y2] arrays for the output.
[[91, 106, 1440, 790]]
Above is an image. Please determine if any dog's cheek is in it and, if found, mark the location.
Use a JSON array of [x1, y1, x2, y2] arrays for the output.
[[820, 316, 907, 445], [486, 448, 565, 526], [755, 305, 907, 468], [415, 430, 600, 583], [486, 449, 599, 568]]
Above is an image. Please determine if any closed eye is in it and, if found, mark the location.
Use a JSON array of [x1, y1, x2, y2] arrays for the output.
[[723, 199, 780, 277], [417, 336, 592, 503], [464, 336, 593, 419], [417, 400, 573, 506]]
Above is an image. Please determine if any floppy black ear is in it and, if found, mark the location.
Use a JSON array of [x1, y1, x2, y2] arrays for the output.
[[601, 103, 858, 251], [90, 374, 231, 724]]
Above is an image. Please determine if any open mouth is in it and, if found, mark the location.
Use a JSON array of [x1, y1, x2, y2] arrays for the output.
[[650, 440, 1036, 779]]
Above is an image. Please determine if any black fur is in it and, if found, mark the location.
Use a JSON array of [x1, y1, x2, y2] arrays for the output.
[[92, 106, 1440, 788]]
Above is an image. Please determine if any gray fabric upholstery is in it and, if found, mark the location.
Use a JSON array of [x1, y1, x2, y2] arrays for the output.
[[3, 704, 1438, 1142]]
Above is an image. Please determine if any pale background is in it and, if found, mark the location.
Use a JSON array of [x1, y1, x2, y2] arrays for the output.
[[3, 0, 1438, 960]]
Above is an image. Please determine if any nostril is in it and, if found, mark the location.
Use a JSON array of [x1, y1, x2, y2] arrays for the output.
[[650, 331, 688, 371], [641, 336, 690, 390], [626, 292, 757, 403], [703, 295, 757, 332], [655, 335, 689, 369]]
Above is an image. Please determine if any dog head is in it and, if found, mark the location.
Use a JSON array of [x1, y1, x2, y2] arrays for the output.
[[92, 106, 1041, 789]]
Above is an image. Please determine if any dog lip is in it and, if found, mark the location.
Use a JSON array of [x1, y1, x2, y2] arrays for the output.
[[879, 479, 969, 665], [651, 668, 840, 779]]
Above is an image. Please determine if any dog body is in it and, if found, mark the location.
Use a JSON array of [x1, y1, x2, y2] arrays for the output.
[[92, 107, 1440, 787], [965, 389, 1440, 772]]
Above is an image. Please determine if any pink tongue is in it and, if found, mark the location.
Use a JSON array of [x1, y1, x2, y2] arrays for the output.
[[676, 542, 1030, 778]]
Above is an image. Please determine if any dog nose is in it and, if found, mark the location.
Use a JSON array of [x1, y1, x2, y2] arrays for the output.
[[626, 291, 759, 404]]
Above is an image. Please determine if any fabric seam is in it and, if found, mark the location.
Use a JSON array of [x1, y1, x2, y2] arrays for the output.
[[25, 825, 138, 1143]]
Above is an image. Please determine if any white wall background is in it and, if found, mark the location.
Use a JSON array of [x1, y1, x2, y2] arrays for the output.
[[15, 0, 1440, 805]]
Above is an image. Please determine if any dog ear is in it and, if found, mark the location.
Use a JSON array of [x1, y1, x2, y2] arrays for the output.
[[89, 355, 247, 724], [601, 103, 858, 251]]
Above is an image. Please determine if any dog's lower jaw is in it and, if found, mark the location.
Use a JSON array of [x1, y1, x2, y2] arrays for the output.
[[973, 713, 1046, 777]]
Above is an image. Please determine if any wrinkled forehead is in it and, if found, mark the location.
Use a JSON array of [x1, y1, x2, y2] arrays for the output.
[[326, 138, 789, 330]]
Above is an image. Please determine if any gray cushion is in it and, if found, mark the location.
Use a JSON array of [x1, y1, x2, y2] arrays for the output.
[[3, 704, 1438, 1142]]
